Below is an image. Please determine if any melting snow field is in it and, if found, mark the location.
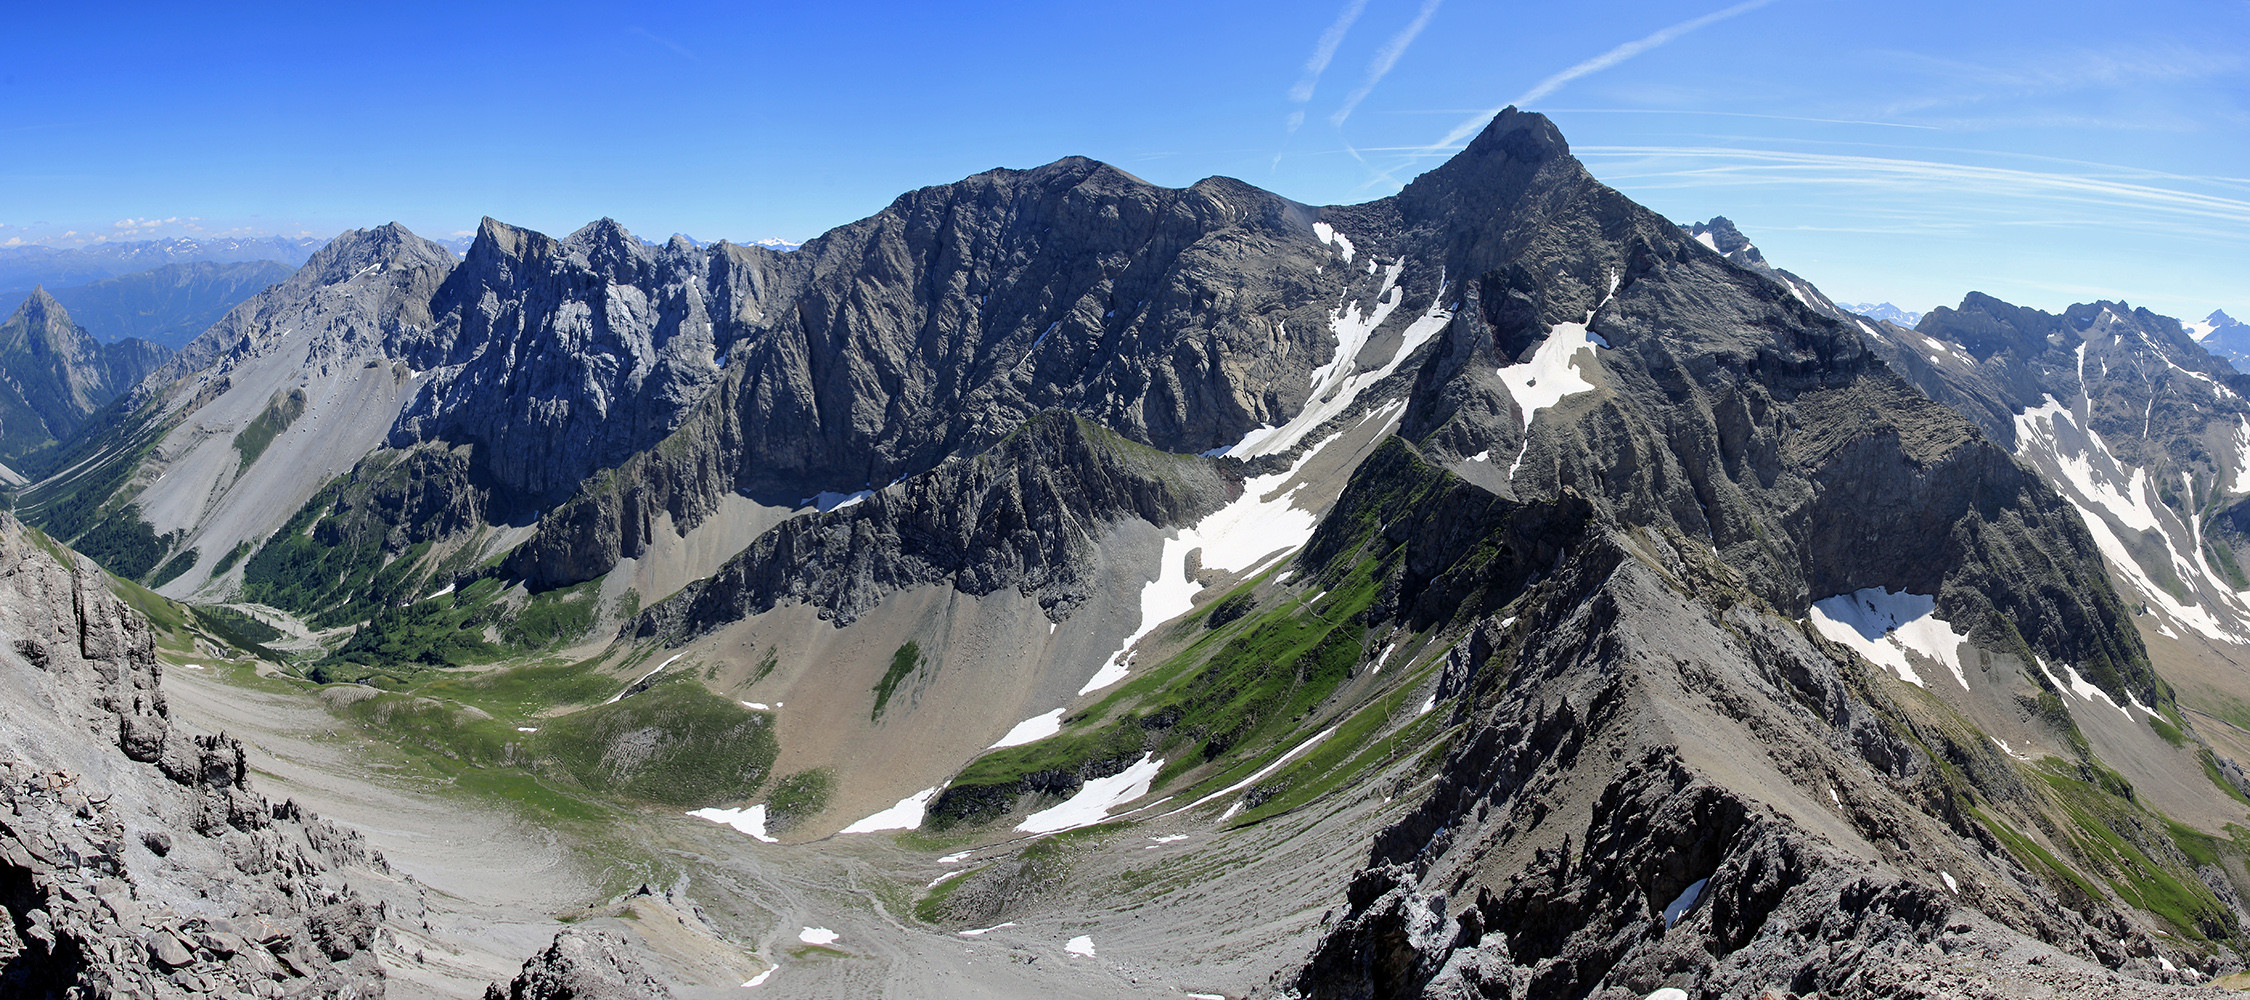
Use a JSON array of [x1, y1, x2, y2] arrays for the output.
[[741, 968, 773, 988], [1018, 755, 1164, 833], [1663, 878, 1707, 928], [1807, 588, 1972, 689], [797, 927, 839, 946], [958, 922, 1016, 937], [2015, 395, 2246, 643], [1065, 935, 1097, 958], [990, 708, 1066, 749], [1163, 726, 1336, 820], [801, 488, 874, 512], [2036, 658, 2152, 719], [1225, 261, 1447, 459], [840, 787, 939, 834], [1497, 273, 1616, 479], [605, 655, 679, 704], [1079, 423, 1365, 695], [686, 804, 777, 843]]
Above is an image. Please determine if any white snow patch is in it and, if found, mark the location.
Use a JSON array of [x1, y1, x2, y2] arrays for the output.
[[181, 663, 203, 670], [1018, 755, 1163, 833], [1224, 262, 1446, 459], [606, 655, 680, 704], [1080, 430, 1346, 695], [741, 968, 773, 988], [958, 922, 1016, 937], [802, 489, 873, 512], [1648, 989, 1689, 1000], [1468, 449, 1490, 463], [1164, 727, 1337, 819], [1829, 787, 1840, 805], [1497, 313, 1606, 434], [1663, 878, 1707, 927], [1418, 694, 1436, 716], [741, 701, 769, 710], [926, 870, 963, 889], [938, 852, 972, 864], [1311, 221, 1356, 263], [1992, 737, 2033, 762], [1065, 935, 1096, 958], [990, 709, 1066, 749], [797, 927, 839, 946], [1693, 231, 1719, 252], [840, 786, 939, 834], [1940, 871, 1959, 894], [2035, 658, 2138, 719], [1497, 273, 1617, 479], [1149, 834, 1188, 844], [1807, 588, 1972, 689], [1371, 643, 1396, 674], [688, 805, 777, 843], [515, 726, 538, 733]]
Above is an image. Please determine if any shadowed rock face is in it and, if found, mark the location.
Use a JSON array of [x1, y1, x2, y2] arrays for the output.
[[627, 410, 1240, 639], [0, 512, 390, 997]]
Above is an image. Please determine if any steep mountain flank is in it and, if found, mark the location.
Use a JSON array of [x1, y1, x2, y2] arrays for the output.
[[1852, 293, 2250, 651], [1286, 445, 2223, 997], [0, 290, 172, 461], [629, 410, 1240, 641], [0, 514, 389, 997]]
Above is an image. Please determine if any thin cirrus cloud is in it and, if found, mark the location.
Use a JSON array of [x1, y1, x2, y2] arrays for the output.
[[1286, 0, 1372, 133], [1328, 0, 1445, 128], [1427, 0, 1780, 152], [1575, 145, 2250, 241]]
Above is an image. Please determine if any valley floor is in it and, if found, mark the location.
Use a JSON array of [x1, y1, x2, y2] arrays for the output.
[[160, 655, 1387, 999]]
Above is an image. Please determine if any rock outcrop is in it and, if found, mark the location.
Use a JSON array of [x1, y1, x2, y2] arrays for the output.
[[0, 513, 389, 997], [482, 928, 672, 1000]]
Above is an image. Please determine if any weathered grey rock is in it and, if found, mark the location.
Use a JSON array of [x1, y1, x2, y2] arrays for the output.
[[0, 510, 390, 998], [482, 927, 673, 1000], [629, 409, 1239, 640]]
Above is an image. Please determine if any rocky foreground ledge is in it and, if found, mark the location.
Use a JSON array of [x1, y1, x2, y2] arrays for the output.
[[0, 513, 391, 998]]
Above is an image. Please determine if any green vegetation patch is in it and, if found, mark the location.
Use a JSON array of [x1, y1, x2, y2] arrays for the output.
[[317, 576, 504, 682], [147, 547, 199, 588], [535, 676, 777, 807], [871, 640, 926, 721], [930, 548, 1406, 831], [231, 387, 306, 471], [210, 540, 254, 577], [70, 508, 179, 582], [2033, 768, 2237, 941], [763, 768, 833, 834], [498, 579, 600, 651]]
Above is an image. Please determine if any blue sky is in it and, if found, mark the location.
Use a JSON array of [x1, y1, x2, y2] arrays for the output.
[[3, 0, 2243, 321]]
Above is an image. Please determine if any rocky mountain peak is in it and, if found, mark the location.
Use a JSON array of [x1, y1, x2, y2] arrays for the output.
[[297, 222, 458, 288], [562, 217, 670, 286], [1682, 215, 1767, 266], [3, 286, 88, 355], [1395, 107, 1581, 224]]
